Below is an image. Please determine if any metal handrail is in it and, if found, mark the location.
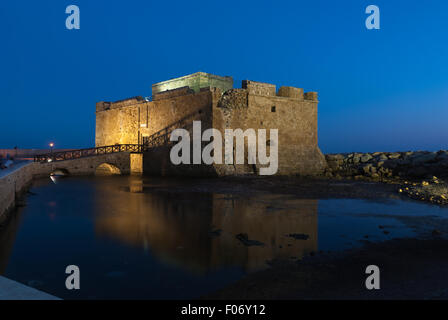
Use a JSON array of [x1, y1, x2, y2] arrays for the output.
[[34, 144, 143, 163]]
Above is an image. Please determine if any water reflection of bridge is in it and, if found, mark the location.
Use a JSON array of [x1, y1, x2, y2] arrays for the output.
[[94, 178, 318, 273]]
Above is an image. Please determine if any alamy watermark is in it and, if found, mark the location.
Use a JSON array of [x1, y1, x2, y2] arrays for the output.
[[365, 5, 380, 30], [365, 265, 380, 290], [66, 5, 80, 30], [65, 265, 80, 290], [169, 121, 278, 175], [64, 5, 379, 31]]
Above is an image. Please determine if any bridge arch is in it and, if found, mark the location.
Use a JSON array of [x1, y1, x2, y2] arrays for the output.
[[50, 168, 70, 176], [95, 163, 122, 176]]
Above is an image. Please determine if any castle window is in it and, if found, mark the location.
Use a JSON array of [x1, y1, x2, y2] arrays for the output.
[[271, 106, 276, 112]]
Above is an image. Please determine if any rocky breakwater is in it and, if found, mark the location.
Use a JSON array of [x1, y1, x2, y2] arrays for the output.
[[325, 151, 448, 181], [324, 150, 448, 205]]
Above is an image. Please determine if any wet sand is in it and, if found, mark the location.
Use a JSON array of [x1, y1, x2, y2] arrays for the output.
[[141, 176, 403, 200], [204, 237, 448, 300]]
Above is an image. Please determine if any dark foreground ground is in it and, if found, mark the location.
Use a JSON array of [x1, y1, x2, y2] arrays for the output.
[[143, 175, 402, 200], [204, 238, 448, 300], [175, 176, 448, 300]]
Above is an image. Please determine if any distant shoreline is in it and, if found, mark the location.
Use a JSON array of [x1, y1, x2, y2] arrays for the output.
[[0, 148, 76, 159]]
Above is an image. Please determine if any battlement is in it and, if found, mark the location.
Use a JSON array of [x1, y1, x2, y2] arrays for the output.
[[96, 73, 318, 114], [304, 92, 318, 101], [242, 81, 317, 101], [96, 96, 144, 112], [95, 71, 325, 176], [242, 80, 277, 96], [152, 87, 195, 101], [278, 86, 304, 99]]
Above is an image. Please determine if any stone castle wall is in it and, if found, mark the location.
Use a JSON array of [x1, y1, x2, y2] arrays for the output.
[[212, 83, 325, 176], [95, 75, 326, 176]]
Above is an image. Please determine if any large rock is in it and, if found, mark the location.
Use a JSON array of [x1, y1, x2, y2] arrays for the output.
[[439, 160, 448, 167], [326, 154, 345, 161], [388, 153, 401, 159], [328, 160, 341, 170], [362, 164, 373, 174], [323, 150, 448, 180], [383, 160, 398, 169], [360, 154, 373, 163], [411, 152, 438, 165], [407, 166, 429, 178], [437, 152, 448, 161]]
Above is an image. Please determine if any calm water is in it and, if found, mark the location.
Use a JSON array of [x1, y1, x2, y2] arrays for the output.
[[1, 176, 448, 299]]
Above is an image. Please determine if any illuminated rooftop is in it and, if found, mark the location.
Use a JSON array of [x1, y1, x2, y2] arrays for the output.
[[151, 72, 233, 95]]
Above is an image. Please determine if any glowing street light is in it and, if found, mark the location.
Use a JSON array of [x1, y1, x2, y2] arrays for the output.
[[49, 142, 54, 160]]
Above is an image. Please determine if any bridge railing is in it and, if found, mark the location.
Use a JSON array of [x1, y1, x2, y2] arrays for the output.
[[34, 144, 143, 163]]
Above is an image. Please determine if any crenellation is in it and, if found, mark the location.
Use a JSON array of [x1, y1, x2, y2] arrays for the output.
[[96, 101, 111, 112], [153, 87, 195, 101], [96, 97, 145, 113], [277, 86, 304, 99], [242, 80, 276, 97], [95, 72, 326, 176], [304, 92, 318, 101]]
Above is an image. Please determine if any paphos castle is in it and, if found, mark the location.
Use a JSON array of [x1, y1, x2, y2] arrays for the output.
[[95, 72, 326, 176]]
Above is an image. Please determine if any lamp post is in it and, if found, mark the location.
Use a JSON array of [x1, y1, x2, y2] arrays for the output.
[[49, 143, 54, 161]]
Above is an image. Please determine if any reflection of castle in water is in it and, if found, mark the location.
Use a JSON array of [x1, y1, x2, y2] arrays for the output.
[[94, 178, 318, 273]]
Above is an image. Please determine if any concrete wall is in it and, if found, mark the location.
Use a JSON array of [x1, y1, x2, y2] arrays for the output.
[[0, 276, 60, 300], [0, 153, 132, 218], [0, 163, 35, 220]]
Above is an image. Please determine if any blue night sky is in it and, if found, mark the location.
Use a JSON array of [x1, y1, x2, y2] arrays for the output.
[[1, 0, 447, 153]]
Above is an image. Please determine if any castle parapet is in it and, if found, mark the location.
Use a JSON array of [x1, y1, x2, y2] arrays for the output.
[[152, 72, 233, 95], [304, 92, 318, 101], [152, 87, 195, 101], [277, 86, 304, 99], [96, 101, 111, 112], [242, 80, 276, 96], [96, 97, 144, 112]]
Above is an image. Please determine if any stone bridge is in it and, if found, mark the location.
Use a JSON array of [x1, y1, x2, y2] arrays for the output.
[[32, 144, 144, 176], [33, 152, 137, 177], [1, 151, 143, 217]]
